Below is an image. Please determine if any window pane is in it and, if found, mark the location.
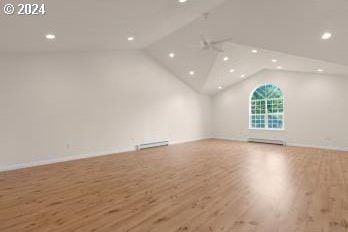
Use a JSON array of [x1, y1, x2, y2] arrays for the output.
[[252, 91, 264, 100], [268, 115, 283, 129], [251, 114, 266, 128], [260, 101, 266, 114]]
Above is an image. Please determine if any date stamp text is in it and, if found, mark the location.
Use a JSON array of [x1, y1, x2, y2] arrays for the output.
[[3, 3, 46, 15]]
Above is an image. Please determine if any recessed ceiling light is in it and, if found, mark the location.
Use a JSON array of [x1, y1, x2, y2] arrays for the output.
[[277, 66, 283, 69], [169, 52, 175, 58], [272, 59, 278, 63], [317, 69, 324, 72], [241, 74, 246, 78], [229, 69, 235, 73], [45, 34, 56, 40], [223, 56, 229, 61], [321, 32, 332, 40], [218, 86, 223, 89], [178, 0, 187, 3], [127, 36, 135, 41], [251, 49, 258, 53], [189, 71, 195, 76]]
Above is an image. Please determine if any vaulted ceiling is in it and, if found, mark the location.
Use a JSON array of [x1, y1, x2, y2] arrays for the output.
[[0, 0, 226, 52], [146, 0, 348, 94], [147, 41, 348, 95], [2, 0, 348, 95]]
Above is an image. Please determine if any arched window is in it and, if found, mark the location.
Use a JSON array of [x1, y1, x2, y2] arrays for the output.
[[250, 84, 284, 129]]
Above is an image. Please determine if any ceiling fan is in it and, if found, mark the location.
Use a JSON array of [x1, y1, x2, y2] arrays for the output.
[[190, 13, 233, 53], [198, 35, 233, 53]]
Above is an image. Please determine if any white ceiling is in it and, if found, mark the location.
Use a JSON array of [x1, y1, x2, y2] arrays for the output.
[[204, 43, 348, 95], [0, 0, 226, 52], [2, 0, 348, 95], [146, 0, 348, 94], [147, 40, 348, 95]]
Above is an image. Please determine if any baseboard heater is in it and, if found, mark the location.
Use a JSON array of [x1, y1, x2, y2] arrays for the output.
[[137, 141, 169, 150], [248, 138, 286, 146]]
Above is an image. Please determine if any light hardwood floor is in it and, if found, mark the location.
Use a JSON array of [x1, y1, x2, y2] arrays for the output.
[[1, 139, 348, 232]]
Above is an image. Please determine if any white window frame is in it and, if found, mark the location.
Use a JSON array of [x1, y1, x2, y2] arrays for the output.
[[249, 84, 285, 130]]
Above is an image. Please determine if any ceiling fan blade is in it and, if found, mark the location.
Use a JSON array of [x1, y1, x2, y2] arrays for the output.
[[211, 37, 234, 45]]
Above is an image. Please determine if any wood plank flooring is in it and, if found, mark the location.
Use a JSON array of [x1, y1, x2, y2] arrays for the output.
[[1, 139, 348, 232]]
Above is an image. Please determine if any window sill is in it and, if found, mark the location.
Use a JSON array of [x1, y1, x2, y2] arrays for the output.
[[248, 128, 285, 131]]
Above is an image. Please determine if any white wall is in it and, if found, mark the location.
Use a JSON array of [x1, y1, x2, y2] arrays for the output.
[[2, 52, 347, 171], [0, 50, 211, 169], [212, 70, 348, 151]]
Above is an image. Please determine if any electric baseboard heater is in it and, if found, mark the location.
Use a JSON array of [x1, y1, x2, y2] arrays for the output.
[[248, 138, 286, 145], [137, 141, 169, 150]]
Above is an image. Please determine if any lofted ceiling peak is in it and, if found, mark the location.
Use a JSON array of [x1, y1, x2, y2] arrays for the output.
[[146, 0, 348, 95]]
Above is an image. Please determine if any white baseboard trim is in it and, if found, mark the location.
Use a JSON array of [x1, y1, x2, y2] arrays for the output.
[[286, 143, 348, 152], [0, 147, 135, 172], [0, 138, 210, 172], [214, 136, 348, 152], [170, 137, 211, 145], [213, 136, 248, 142]]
